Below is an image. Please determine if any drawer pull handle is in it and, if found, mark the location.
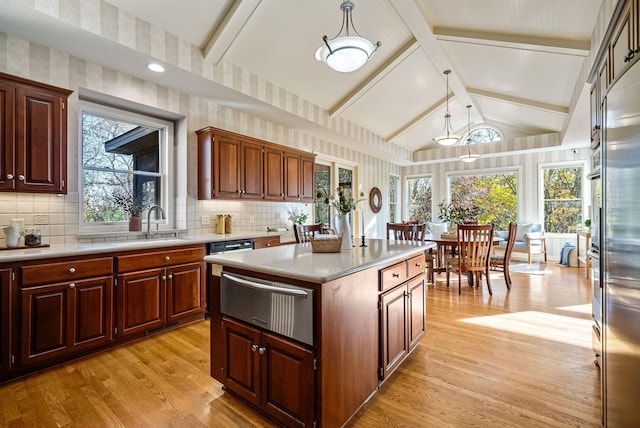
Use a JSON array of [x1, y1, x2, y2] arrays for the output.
[[164, 256, 170, 261], [415, 263, 422, 268], [69, 283, 76, 289], [69, 267, 76, 273], [392, 273, 400, 278]]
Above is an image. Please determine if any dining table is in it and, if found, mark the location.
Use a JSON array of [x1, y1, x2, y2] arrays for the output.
[[424, 233, 504, 275]]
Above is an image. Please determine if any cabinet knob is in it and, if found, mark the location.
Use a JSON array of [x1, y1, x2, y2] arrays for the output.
[[18, 175, 25, 181], [69, 283, 76, 288], [258, 346, 266, 355], [266, 243, 271, 247], [161, 275, 167, 280], [168, 274, 173, 279], [164, 256, 170, 261], [415, 263, 422, 268], [252, 344, 258, 352], [69, 267, 76, 273], [6, 174, 13, 180]]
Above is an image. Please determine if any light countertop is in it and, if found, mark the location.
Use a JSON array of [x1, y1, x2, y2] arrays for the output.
[[0, 231, 288, 263], [204, 239, 435, 283]]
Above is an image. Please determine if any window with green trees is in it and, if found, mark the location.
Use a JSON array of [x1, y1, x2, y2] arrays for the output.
[[543, 165, 583, 233], [315, 163, 331, 227], [448, 172, 517, 230], [407, 177, 433, 224], [389, 175, 399, 222]]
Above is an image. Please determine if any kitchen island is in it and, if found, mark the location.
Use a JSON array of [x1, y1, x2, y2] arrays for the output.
[[205, 239, 435, 427]]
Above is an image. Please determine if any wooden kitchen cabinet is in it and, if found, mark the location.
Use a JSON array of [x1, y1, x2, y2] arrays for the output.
[[197, 126, 315, 202], [18, 257, 114, 366], [610, 0, 637, 84], [222, 317, 315, 427], [0, 72, 71, 194], [116, 245, 206, 338], [0, 268, 11, 378], [284, 152, 315, 202], [379, 253, 426, 381]]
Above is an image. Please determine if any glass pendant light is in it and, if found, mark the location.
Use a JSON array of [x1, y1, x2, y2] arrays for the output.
[[434, 70, 460, 146], [459, 104, 480, 162]]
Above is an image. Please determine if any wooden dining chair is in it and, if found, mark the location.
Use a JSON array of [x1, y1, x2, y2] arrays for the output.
[[489, 222, 517, 289], [387, 223, 434, 283], [294, 223, 324, 243], [446, 224, 495, 295]]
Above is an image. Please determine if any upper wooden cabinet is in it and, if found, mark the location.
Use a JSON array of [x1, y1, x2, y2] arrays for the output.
[[197, 126, 315, 202], [0, 72, 71, 194]]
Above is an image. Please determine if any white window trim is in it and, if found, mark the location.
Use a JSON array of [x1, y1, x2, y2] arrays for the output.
[[78, 100, 174, 235], [404, 174, 433, 222], [538, 160, 588, 236]]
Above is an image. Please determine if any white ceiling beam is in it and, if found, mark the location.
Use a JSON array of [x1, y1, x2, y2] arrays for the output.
[[434, 27, 590, 57], [468, 88, 569, 114], [390, 0, 484, 125], [202, 0, 261, 64], [386, 94, 452, 142], [329, 38, 420, 118]]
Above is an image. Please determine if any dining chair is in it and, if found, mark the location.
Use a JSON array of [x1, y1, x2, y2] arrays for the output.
[[387, 223, 434, 283], [294, 223, 324, 243], [489, 222, 517, 289], [446, 223, 495, 295]]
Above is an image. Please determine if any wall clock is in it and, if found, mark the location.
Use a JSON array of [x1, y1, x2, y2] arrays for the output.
[[369, 187, 382, 213]]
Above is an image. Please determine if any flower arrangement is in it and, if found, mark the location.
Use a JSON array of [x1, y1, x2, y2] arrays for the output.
[[113, 190, 147, 218], [317, 187, 366, 215], [293, 209, 309, 225], [438, 200, 480, 225]]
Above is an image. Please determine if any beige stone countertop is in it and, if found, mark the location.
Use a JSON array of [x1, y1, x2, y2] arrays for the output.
[[205, 239, 435, 283], [0, 231, 288, 263]]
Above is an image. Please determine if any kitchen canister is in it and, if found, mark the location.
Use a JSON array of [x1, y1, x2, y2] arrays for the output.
[[3, 225, 20, 248], [216, 215, 225, 234], [225, 215, 233, 234]]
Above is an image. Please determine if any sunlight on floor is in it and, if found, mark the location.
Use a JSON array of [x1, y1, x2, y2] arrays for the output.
[[558, 304, 592, 315], [460, 310, 592, 348]]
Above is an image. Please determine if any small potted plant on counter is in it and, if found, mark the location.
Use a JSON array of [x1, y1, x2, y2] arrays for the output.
[[113, 190, 146, 231]]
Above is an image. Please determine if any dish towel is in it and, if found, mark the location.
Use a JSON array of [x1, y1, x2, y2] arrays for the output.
[[558, 242, 576, 266]]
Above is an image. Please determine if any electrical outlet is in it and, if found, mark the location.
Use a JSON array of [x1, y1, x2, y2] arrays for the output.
[[201, 215, 210, 226], [11, 218, 24, 233], [249, 215, 255, 225], [34, 214, 49, 225]]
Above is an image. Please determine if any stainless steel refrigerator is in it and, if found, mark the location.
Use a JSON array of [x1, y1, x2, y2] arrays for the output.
[[602, 58, 640, 427]]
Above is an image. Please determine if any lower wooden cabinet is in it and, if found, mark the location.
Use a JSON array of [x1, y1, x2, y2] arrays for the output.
[[252, 236, 280, 249], [19, 275, 113, 366], [0, 268, 11, 377], [116, 260, 205, 338], [380, 273, 425, 380], [223, 317, 315, 427]]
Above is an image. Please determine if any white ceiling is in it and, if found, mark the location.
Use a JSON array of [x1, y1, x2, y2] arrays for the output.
[[0, 0, 603, 160]]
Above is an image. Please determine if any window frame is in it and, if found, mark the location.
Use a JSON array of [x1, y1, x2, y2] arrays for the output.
[[78, 100, 174, 235], [538, 161, 587, 235], [405, 174, 433, 224], [389, 174, 400, 223]]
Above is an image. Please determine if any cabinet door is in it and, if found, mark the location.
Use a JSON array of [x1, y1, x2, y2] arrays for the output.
[[262, 332, 315, 427], [166, 262, 205, 323], [20, 282, 71, 365], [407, 275, 426, 350], [264, 147, 284, 200], [380, 285, 408, 379], [284, 152, 301, 201], [300, 155, 315, 202], [223, 317, 261, 406], [0, 268, 11, 376], [116, 268, 165, 337], [0, 82, 15, 191], [15, 85, 67, 193], [241, 140, 263, 199], [214, 134, 242, 198], [73, 276, 113, 350], [610, 0, 634, 83]]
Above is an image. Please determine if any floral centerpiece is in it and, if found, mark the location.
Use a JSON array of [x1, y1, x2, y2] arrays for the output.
[[317, 187, 366, 249], [438, 200, 480, 238], [113, 190, 147, 231]]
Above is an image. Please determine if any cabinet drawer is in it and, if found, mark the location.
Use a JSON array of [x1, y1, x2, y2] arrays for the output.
[[116, 245, 206, 273], [407, 253, 426, 279], [380, 261, 407, 292], [253, 236, 280, 249], [21, 257, 113, 286]]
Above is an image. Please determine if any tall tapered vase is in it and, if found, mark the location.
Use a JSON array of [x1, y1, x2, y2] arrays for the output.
[[334, 213, 353, 250]]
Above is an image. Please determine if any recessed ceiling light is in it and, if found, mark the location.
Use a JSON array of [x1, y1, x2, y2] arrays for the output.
[[147, 63, 165, 73]]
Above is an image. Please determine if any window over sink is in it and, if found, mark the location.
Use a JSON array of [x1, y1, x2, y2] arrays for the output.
[[79, 101, 173, 234]]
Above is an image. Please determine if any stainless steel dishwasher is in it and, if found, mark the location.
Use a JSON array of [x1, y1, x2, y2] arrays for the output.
[[220, 272, 314, 346]]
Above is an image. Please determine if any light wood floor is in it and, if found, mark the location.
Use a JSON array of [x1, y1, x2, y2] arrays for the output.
[[0, 263, 601, 427]]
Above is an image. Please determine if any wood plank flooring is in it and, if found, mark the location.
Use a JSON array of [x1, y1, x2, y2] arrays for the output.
[[0, 263, 601, 427]]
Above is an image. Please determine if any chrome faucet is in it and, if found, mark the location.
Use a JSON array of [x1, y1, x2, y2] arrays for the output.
[[146, 205, 166, 239]]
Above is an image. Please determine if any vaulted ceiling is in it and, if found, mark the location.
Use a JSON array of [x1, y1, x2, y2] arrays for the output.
[[0, 0, 602, 163]]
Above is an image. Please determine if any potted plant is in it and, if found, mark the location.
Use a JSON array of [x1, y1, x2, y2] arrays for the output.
[[317, 187, 366, 249], [293, 209, 309, 225], [113, 190, 146, 231]]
